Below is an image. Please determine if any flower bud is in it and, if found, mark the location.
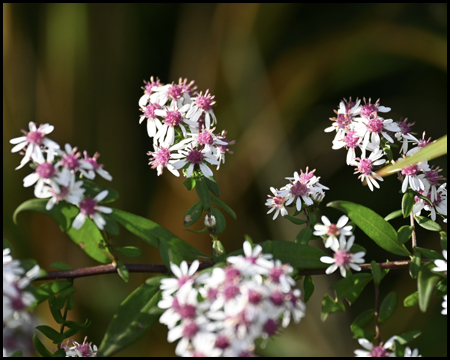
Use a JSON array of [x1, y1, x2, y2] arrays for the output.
[[204, 214, 216, 228]]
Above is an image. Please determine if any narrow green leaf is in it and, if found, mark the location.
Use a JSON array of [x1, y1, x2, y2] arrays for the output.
[[98, 276, 166, 357], [350, 309, 375, 339], [403, 291, 419, 307], [115, 246, 143, 258], [33, 334, 53, 357], [384, 210, 403, 222], [379, 292, 398, 324], [54, 287, 76, 310], [285, 215, 307, 225], [36, 325, 65, 344], [321, 294, 345, 321], [196, 179, 211, 210], [414, 215, 442, 232], [101, 213, 120, 236], [184, 202, 203, 227], [402, 191, 414, 218], [409, 251, 421, 279], [183, 178, 196, 191], [371, 261, 382, 286], [185, 227, 208, 233], [296, 227, 312, 245], [417, 262, 440, 312], [211, 197, 237, 220], [415, 247, 441, 260], [116, 260, 129, 283], [51, 262, 72, 271], [48, 296, 65, 324], [63, 319, 91, 331], [205, 176, 220, 197], [327, 201, 410, 256], [303, 275, 314, 303], [397, 226, 414, 244], [33, 281, 73, 305], [332, 273, 373, 304], [211, 208, 226, 235], [396, 330, 422, 345], [440, 231, 447, 251]]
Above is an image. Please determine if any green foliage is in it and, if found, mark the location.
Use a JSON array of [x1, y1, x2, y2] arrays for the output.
[[321, 294, 345, 321], [401, 191, 414, 218], [378, 292, 398, 324], [350, 309, 375, 339], [115, 246, 143, 258], [211, 196, 237, 220], [417, 262, 441, 312], [295, 227, 313, 245], [332, 273, 373, 305], [184, 202, 203, 227], [303, 275, 314, 303], [195, 179, 211, 210], [211, 207, 227, 235], [414, 215, 442, 232]]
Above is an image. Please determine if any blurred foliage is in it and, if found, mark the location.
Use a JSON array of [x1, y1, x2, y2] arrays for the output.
[[3, 3, 446, 357]]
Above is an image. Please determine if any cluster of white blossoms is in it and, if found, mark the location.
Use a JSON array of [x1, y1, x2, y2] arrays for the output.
[[158, 241, 306, 356], [265, 167, 329, 220], [326, 98, 447, 223], [61, 337, 98, 357], [9, 123, 113, 230], [3, 248, 40, 337], [139, 77, 235, 178]]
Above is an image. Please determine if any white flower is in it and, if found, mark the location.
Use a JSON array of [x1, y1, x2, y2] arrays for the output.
[[147, 139, 192, 177], [265, 187, 289, 220], [352, 147, 385, 191], [432, 250, 447, 273], [10, 122, 60, 170], [139, 102, 162, 138], [40, 172, 86, 211], [185, 90, 217, 130], [404, 346, 422, 357], [313, 215, 353, 249], [160, 260, 200, 297], [72, 190, 112, 230], [354, 336, 397, 357], [62, 337, 98, 357], [399, 160, 430, 193], [172, 145, 219, 178], [154, 102, 193, 146], [441, 295, 447, 315], [320, 234, 365, 277], [82, 151, 112, 181]]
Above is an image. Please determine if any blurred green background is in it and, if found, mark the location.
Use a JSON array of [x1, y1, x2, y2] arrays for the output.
[[3, 3, 447, 357]]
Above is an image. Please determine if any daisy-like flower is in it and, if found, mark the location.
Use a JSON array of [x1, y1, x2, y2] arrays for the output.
[[398, 159, 430, 193], [325, 98, 361, 143], [320, 234, 365, 277], [332, 129, 363, 165], [61, 337, 98, 357], [394, 118, 417, 154], [356, 116, 401, 150], [313, 215, 353, 249], [186, 90, 217, 130], [71, 190, 112, 230], [358, 98, 391, 119], [441, 295, 447, 315], [57, 143, 95, 181], [154, 102, 195, 146], [227, 240, 273, 277], [150, 83, 192, 108], [10, 122, 60, 170], [139, 102, 162, 138], [354, 335, 397, 357], [214, 129, 235, 169], [265, 187, 289, 220], [39, 172, 85, 210], [406, 132, 433, 156], [177, 77, 197, 97], [147, 139, 192, 177], [159, 260, 200, 297], [172, 144, 219, 178], [352, 147, 386, 191], [138, 76, 162, 108], [404, 347, 422, 357], [22, 149, 68, 198], [82, 151, 112, 181], [423, 166, 446, 202], [423, 183, 447, 221], [432, 249, 447, 273], [187, 127, 228, 156]]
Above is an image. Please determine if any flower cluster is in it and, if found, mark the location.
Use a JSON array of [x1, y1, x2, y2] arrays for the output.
[[139, 77, 235, 178], [3, 248, 40, 331], [326, 98, 447, 222], [61, 337, 98, 357], [265, 167, 329, 220], [10, 122, 113, 230], [158, 241, 306, 356]]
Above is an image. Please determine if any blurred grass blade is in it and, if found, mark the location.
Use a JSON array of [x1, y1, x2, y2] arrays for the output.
[[376, 135, 447, 178]]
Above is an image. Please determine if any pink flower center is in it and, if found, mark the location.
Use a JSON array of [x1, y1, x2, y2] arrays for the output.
[[425, 169, 440, 186], [144, 103, 161, 118], [344, 130, 360, 148], [360, 104, 378, 118], [223, 284, 240, 300], [182, 321, 198, 339], [164, 110, 183, 127], [215, 335, 230, 350], [270, 290, 284, 306], [366, 118, 384, 134], [224, 267, 240, 282], [61, 154, 80, 171], [177, 275, 190, 288], [149, 147, 171, 169], [401, 164, 418, 176], [326, 224, 339, 236], [334, 249, 351, 267], [197, 130, 214, 145], [186, 149, 204, 164], [167, 85, 183, 101], [358, 158, 373, 175], [398, 119, 413, 135], [273, 196, 286, 208], [248, 289, 263, 304], [36, 162, 56, 179], [418, 138, 431, 148], [290, 181, 309, 197], [178, 304, 196, 319], [269, 266, 284, 283], [79, 197, 98, 216], [299, 170, 315, 183], [26, 130, 44, 145], [195, 95, 212, 111], [263, 318, 278, 336], [336, 113, 352, 129], [369, 345, 389, 357], [77, 343, 95, 357], [83, 152, 100, 171]]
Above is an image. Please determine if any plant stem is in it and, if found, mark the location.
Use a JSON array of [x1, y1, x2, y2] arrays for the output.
[[410, 213, 417, 248]]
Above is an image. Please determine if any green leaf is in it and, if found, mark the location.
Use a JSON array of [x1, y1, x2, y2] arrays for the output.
[[48, 296, 65, 324], [376, 135, 447, 177], [285, 215, 307, 225], [101, 212, 120, 236], [415, 247, 441, 260], [33, 334, 53, 357], [350, 309, 375, 339], [211, 208, 226, 235], [183, 178, 196, 191], [440, 231, 447, 251], [303, 275, 314, 303], [185, 227, 208, 234], [397, 226, 414, 244], [211, 197, 237, 220], [384, 210, 403, 222], [414, 215, 442, 232], [13, 199, 112, 263], [196, 179, 211, 210], [213, 240, 226, 263], [33, 281, 73, 305], [54, 287, 76, 310], [51, 262, 72, 271], [371, 261, 382, 286], [327, 201, 410, 256], [403, 291, 419, 307], [332, 273, 373, 304], [98, 276, 166, 357], [109, 209, 206, 266], [396, 330, 422, 345], [417, 262, 441, 312], [321, 294, 345, 321], [205, 176, 220, 197], [295, 227, 312, 245], [81, 179, 119, 204], [184, 202, 203, 227], [409, 251, 421, 279], [116, 260, 129, 283], [402, 191, 414, 218], [260, 240, 328, 269], [379, 292, 398, 324], [115, 246, 143, 258], [63, 319, 91, 331], [36, 325, 65, 344]]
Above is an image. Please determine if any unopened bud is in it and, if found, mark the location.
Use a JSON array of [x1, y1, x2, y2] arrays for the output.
[[204, 214, 216, 228]]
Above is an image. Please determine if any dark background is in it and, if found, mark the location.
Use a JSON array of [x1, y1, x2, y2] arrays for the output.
[[3, 3, 447, 356]]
